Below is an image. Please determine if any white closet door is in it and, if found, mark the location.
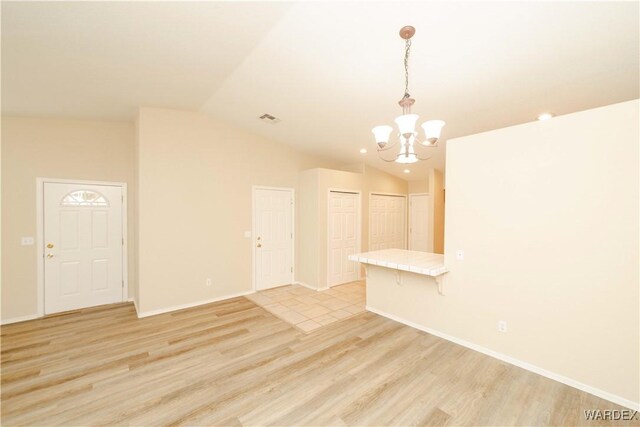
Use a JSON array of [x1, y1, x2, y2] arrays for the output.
[[44, 183, 124, 314], [370, 194, 406, 250], [328, 192, 359, 287], [254, 188, 293, 290], [409, 194, 431, 252]]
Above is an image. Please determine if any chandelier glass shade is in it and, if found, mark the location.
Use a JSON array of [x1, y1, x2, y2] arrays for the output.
[[373, 26, 445, 163]]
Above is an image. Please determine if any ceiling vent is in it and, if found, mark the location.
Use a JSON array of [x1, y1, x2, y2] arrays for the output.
[[259, 113, 281, 124]]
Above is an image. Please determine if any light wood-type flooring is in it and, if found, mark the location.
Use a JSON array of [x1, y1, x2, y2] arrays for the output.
[[1, 298, 637, 426]]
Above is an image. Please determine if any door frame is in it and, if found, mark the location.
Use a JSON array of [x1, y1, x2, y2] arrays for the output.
[[251, 186, 295, 292], [408, 193, 432, 252], [327, 188, 362, 287], [368, 192, 408, 251], [36, 177, 129, 317]]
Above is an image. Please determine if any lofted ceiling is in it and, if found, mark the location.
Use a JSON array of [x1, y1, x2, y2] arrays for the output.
[[2, 1, 639, 180]]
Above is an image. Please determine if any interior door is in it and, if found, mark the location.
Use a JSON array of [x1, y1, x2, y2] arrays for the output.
[[44, 182, 124, 314], [328, 191, 359, 287], [409, 194, 431, 252], [370, 194, 406, 250], [254, 188, 293, 290]]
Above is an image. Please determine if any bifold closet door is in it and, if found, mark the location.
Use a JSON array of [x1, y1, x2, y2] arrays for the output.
[[369, 194, 406, 250], [328, 191, 359, 287]]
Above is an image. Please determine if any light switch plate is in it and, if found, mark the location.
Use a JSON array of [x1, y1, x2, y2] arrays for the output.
[[21, 237, 35, 246], [244, 231, 251, 238], [456, 250, 464, 260]]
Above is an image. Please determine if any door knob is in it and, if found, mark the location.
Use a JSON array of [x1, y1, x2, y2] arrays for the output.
[[257, 243, 262, 248], [47, 243, 54, 248], [46, 253, 54, 259]]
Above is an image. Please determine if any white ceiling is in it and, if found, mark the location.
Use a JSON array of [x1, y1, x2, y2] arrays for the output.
[[3, 1, 638, 180]]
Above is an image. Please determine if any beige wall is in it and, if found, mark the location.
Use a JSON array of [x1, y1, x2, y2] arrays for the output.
[[133, 115, 141, 306], [446, 100, 639, 404], [136, 107, 340, 313], [408, 171, 444, 254], [368, 100, 639, 407], [297, 169, 320, 288], [429, 169, 445, 254], [1, 117, 136, 321], [408, 179, 428, 194]]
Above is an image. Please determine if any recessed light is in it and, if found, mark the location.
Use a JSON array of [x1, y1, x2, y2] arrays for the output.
[[403, 169, 410, 174], [537, 113, 554, 121], [359, 148, 367, 154]]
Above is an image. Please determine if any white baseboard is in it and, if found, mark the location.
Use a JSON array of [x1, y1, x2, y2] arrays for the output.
[[1, 313, 41, 325], [295, 281, 329, 292], [366, 305, 640, 411], [294, 281, 317, 290], [130, 298, 139, 316], [136, 290, 255, 318]]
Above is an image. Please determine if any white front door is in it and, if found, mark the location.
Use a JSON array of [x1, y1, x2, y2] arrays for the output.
[[328, 191, 359, 287], [370, 194, 406, 250], [254, 188, 293, 290], [409, 194, 431, 252], [44, 182, 124, 314]]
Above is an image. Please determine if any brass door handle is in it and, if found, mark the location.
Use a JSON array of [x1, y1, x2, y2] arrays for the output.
[[47, 243, 54, 248], [257, 243, 262, 248], [46, 253, 54, 259]]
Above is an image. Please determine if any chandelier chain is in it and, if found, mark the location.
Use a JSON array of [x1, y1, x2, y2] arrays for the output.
[[403, 38, 411, 98]]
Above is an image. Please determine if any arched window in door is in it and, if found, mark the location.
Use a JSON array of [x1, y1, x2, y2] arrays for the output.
[[61, 190, 109, 207]]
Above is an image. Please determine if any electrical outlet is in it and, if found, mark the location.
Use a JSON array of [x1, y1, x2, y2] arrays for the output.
[[206, 278, 212, 287], [498, 320, 507, 333], [456, 250, 464, 261]]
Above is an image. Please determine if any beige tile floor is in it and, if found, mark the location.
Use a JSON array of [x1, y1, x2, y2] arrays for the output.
[[246, 281, 366, 333]]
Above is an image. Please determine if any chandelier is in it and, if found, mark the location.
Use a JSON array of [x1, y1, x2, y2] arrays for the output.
[[372, 26, 445, 164]]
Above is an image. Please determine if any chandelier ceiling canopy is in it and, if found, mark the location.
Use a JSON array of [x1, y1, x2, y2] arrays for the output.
[[372, 26, 445, 164]]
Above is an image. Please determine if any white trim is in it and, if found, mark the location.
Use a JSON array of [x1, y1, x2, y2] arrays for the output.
[[1, 313, 41, 325], [327, 188, 362, 288], [366, 305, 640, 411], [408, 193, 432, 252], [295, 281, 329, 292], [369, 191, 407, 197], [121, 186, 129, 301], [368, 192, 408, 251], [137, 291, 255, 318], [251, 186, 295, 292], [295, 281, 317, 291], [36, 179, 44, 317], [36, 177, 129, 317]]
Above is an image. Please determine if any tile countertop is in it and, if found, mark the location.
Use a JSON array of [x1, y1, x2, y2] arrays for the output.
[[348, 249, 448, 277]]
